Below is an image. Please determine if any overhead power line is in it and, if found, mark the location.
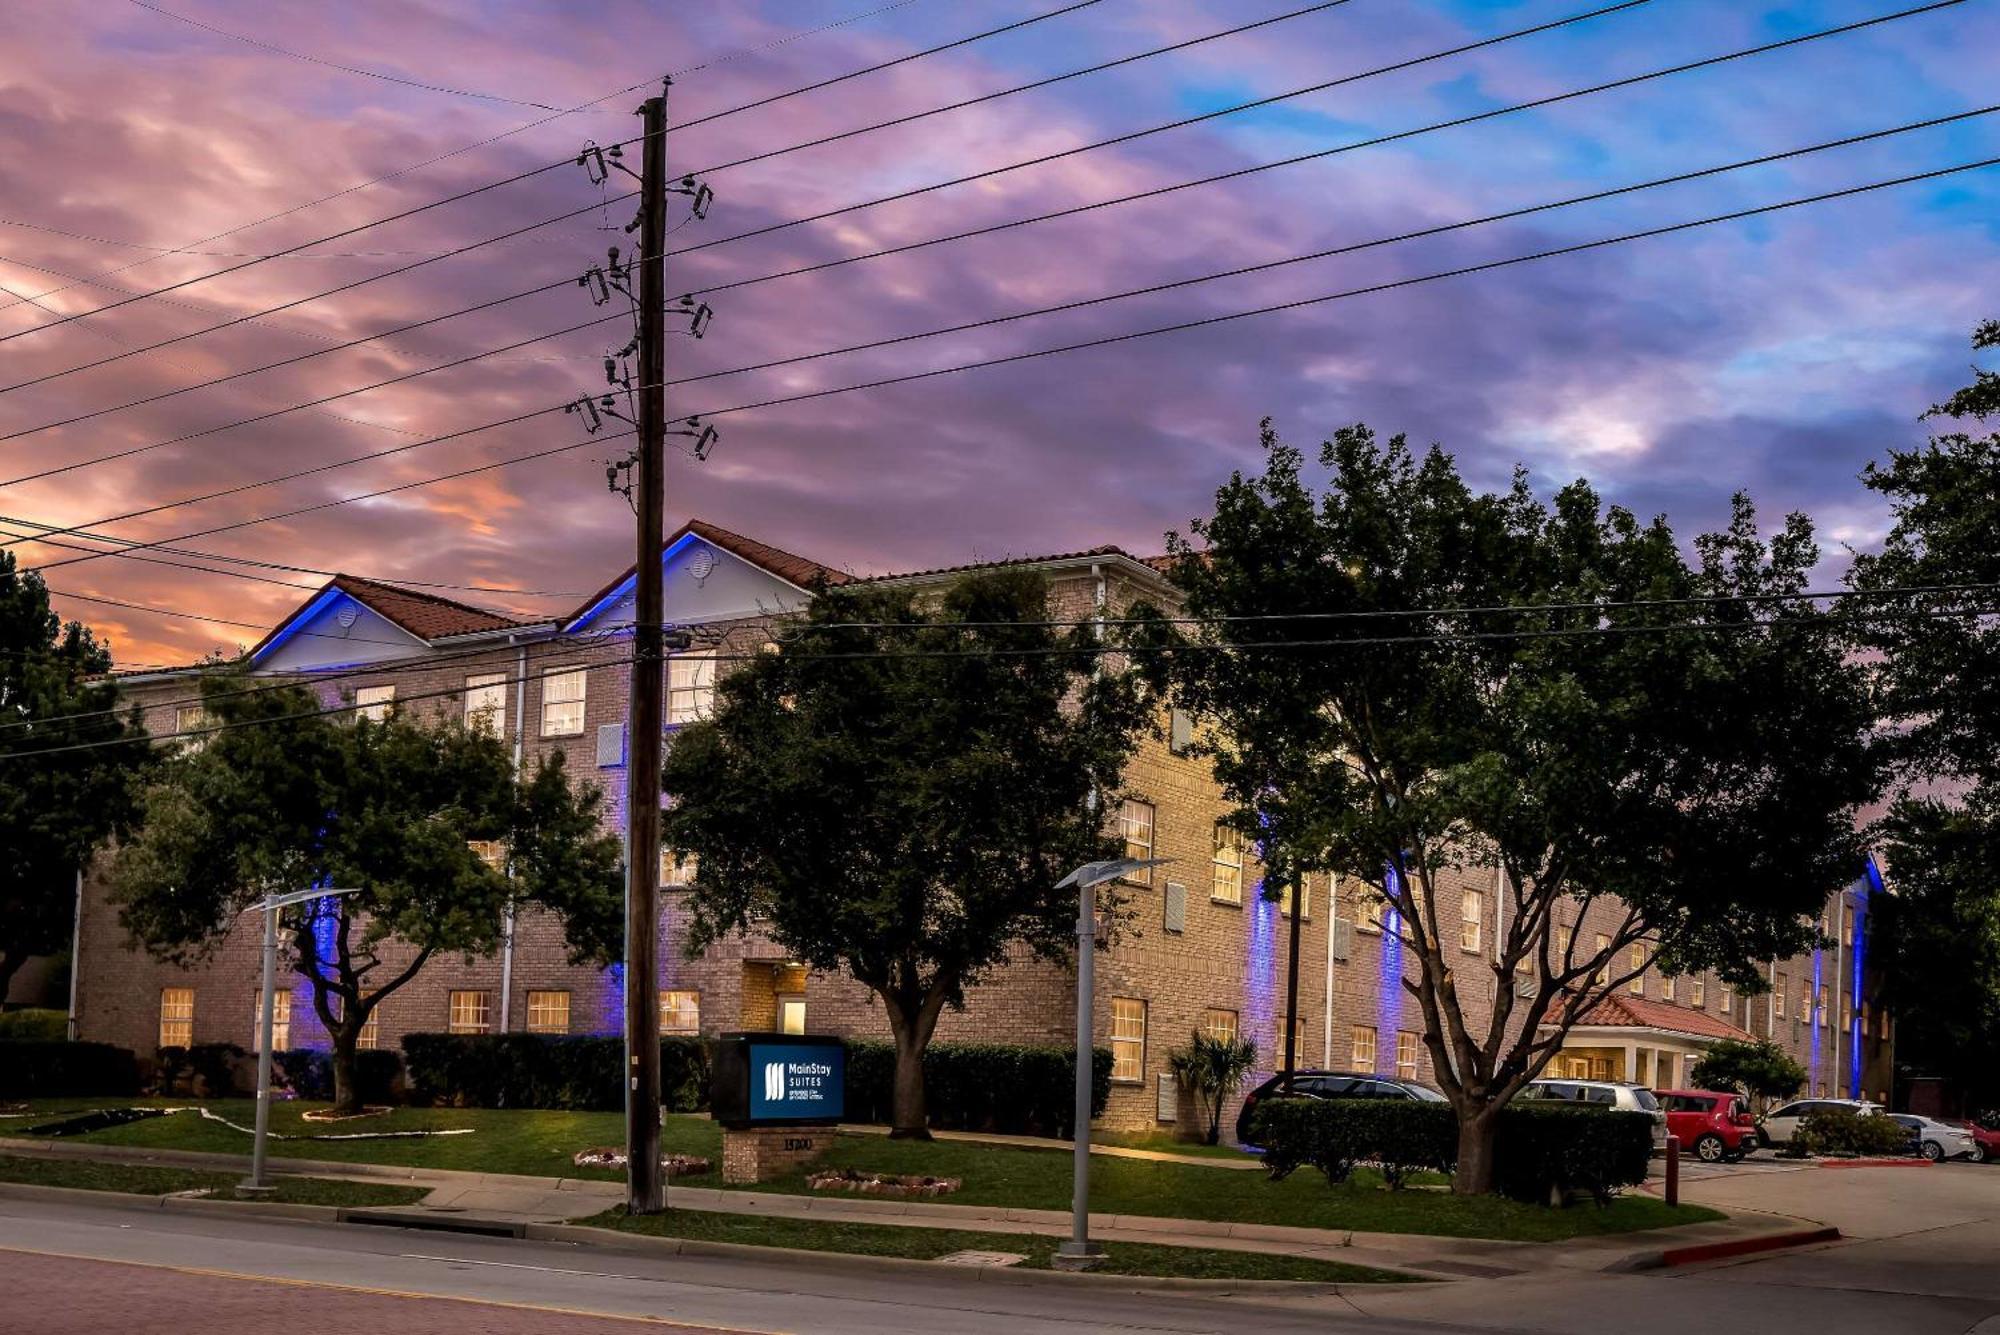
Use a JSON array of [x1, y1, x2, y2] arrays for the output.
[[659, 0, 1952, 268], [13, 154, 1994, 584], [124, 0, 564, 110], [11, 602, 1999, 760]]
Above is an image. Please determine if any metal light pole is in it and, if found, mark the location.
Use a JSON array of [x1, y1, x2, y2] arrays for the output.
[[239, 886, 358, 1194], [1053, 856, 1168, 1270]]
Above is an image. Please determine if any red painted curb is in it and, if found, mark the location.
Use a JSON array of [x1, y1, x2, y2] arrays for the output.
[[1817, 1158, 1933, 1169], [1657, 1226, 1842, 1267]]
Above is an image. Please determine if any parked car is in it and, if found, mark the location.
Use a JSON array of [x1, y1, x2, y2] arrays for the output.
[[1234, 1070, 1447, 1146], [1755, 1098, 1884, 1148], [1518, 1079, 1669, 1152], [1655, 1089, 1760, 1163], [1947, 1120, 2000, 1163], [1889, 1114, 1979, 1162]]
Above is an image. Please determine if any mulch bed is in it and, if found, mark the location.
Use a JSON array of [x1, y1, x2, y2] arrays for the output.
[[572, 1147, 712, 1177], [806, 1168, 962, 1198]]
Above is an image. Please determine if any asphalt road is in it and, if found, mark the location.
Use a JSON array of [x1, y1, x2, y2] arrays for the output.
[[3, 1163, 1997, 1335]]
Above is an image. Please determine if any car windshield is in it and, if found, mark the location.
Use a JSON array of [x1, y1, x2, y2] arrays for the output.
[[1628, 1087, 1660, 1112], [1406, 1083, 1448, 1103]]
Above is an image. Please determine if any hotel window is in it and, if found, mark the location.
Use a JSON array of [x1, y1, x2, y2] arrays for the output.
[[251, 990, 290, 1052], [1662, 974, 1677, 1002], [1117, 800, 1155, 885], [1818, 985, 1830, 1028], [355, 684, 395, 723], [465, 672, 507, 735], [1691, 975, 1705, 1008], [1202, 1008, 1238, 1043], [1110, 997, 1147, 1082], [1628, 945, 1647, 995], [667, 654, 716, 725], [447, 990, 491, 1034], [468, 839, 507, 871], [1396, 1030, 1420, 1080], [1350, 1024, 1377, 1071], [356, 1005, 381, 1051], [661, 848, 698, 888], [525, 990, 570, 1035], [1555, 926, 1572, 965], [1279, 876, 1310, 920], [659, 990, 700, 1036], [1842, 1001, 1853, 1031], [159, 988, 194, 1048], [1593, 933, 1610, 988], [1720, 985, 1732, 1015], [1461, 890, 1484, 954], [1359, 889, 1386, 934], [1774, 975, 1787, 1020], [173, 705, 208, 745], [1210, 825, 1244, 905], [540, 666, 586, 736]]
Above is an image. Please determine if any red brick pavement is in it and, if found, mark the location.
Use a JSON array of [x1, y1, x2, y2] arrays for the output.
[[0, 1250, 722, 1333]]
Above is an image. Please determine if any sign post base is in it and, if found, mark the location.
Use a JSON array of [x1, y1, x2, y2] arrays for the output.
[[722, 1125, 831, 1184]]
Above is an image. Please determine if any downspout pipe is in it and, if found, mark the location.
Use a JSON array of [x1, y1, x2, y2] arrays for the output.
[[498, 637, 528, 1033]]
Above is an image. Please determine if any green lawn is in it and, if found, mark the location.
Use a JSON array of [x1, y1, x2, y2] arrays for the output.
[[0, 1153, 426, 1207], [6, 1099, 1718, 1241], [580, 1205, 1419, 1282]]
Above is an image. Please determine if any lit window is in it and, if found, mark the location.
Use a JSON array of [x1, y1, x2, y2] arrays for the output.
[[173, 705, 208, 746], [465, 672, 507, 736], [1396, 1030, 1420, 1080], [1110, 997, 1147, 1082], [1359, 888, 1386, 934], [1556, 926, 1572, 964], [1117, 800, 1154, 885], [660, 848, 697, 888], [448, 990, 490, 1034], [1350, 1024, 1377, 1071], [667, 654, 716, 726], [1818, 985, 1830, 1028], [1279, 876, 1310, 920], [355, 684, 395, 723], [356, 1005, 380, 1051], [1593, 934, 1610, 988], [659, 990, 700, 1035], [1691, 975, 1706, 1008], [1662, 974, 1677, 1002], [540, 667, 586, 736], [1461, 890, 1484, 954], [1774, 975, 1787, 1020], [1201, 1008, 1238, 1043], [1720, 985, 1732, 1015], [1210, 825, 1244, 905], [159, 987, 194, 1048], [251, 990, 291, 1052], [1628, 945, 1647, 995], [467, 839, 507, 872], [526, 990, 570, 1035], [778, 994, 806, 1036]]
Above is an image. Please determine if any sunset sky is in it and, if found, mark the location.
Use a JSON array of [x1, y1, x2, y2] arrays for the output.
[[2, 0, 1995, 666]]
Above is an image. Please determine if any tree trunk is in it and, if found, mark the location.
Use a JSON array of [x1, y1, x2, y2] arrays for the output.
[[0, 950, 25, 1009], [1453, 1109, 1501, 1196], [889, 1027, 930, 1140], [329, 1027, 363, 1116]]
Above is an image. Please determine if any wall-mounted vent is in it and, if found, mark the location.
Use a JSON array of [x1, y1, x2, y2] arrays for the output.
[[1163, 882, 1187, 934], [596, 722, 627, 768]]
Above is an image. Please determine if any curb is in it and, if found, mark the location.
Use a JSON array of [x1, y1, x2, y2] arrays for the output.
[[1610, 1226, 1842, 1271], [1818, 1159, 1933, 1169], [0, 1179, 344, 1224]]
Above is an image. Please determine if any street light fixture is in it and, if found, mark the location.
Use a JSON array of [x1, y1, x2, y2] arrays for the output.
[[1053, 856, 1170, 1270], [239, 885, 359, 1194]]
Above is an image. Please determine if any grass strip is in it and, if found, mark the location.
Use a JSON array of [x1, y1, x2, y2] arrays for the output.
[[578, 1205, 1421, 1282], [0, 1153, 427, 1207]]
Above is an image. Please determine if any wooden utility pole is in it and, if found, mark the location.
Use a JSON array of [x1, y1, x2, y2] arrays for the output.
[[624, 89, 668, 1216]]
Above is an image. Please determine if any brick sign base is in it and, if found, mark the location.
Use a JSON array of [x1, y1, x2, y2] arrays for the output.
[[722, 1126, 831, 1183]]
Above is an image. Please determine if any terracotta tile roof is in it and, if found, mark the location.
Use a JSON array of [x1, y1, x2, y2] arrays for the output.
[[865, 544, 1172, 585], [683, 519, 852, 589], [1569, 993, 1754, 1042], [329, 575, 520, 640]]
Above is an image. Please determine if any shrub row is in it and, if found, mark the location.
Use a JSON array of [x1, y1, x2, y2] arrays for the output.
[[273, 1048, 405, 1104], [0, 1041, 139, 1098], [0, 1009, 67, 1042], [1248, 1097, 1656, 1205], [842, 1041, 1111, 1136], [401, 1033, 710, 1112], [1788, 1106, 1911, 1158]]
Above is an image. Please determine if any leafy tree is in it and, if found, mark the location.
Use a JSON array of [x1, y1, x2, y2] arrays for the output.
[[1168, 1029, 1258, 1145], [1137, 422, 1878, 1194], [662, 571, 1149, 1138], [110, 675, 622, 1113], [1849, 320, 2000, 1109], [0, 552, 149, 1005], [1688, 1037, 1807, 1105]]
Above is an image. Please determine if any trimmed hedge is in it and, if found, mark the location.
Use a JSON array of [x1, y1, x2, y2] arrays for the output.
[[1248, 1097, 1656, 1205], [0, 1009, 67, 1042], [842, 1041, 1112, 1136], [1789, 1106, 1911, 1158], [400, 1034, 709, 1112], [274, 1048, 403, 1104], [0, 1040, 140, 1098]]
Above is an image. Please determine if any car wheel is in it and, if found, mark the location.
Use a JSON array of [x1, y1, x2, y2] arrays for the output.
[[1973, 1144, 1988, 1164], [1695, 1134, 1728, 1164], [1922, 1140, 1945, 1162]]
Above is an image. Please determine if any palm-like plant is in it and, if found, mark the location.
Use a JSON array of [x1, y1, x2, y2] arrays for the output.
[[1168, 1029, 1259, 1145]]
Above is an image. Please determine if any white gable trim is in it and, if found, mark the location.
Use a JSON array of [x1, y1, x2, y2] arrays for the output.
[[563, 531, 813, 633]]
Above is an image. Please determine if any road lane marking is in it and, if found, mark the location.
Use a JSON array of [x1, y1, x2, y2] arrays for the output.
[[0, 1243, 791, 1333]]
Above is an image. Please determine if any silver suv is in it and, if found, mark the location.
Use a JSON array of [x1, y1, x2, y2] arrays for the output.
[[1519, 1078, 1670, 1151]]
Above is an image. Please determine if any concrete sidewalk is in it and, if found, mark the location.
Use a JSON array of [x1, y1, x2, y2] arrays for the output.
[[0, 1134, 1824, 1281]]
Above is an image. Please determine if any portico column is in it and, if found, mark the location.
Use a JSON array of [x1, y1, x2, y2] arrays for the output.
[[1624, 1044, 1640, 1083]]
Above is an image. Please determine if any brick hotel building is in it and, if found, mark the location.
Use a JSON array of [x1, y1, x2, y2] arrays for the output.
[[70, 519, 1894, 1134]]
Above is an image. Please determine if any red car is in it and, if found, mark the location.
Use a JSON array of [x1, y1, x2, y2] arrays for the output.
[[1655, 1089, 1760, 1163], [1949, 1120, 2000, 1163]]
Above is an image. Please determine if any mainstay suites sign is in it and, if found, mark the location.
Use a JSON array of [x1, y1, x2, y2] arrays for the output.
[[711, 1032, 846, 1127]]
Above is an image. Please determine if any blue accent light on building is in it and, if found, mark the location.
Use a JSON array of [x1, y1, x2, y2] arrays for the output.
[[564, 532, 704, 633], [1377, 863, 1404, 1075], [1244, 880, 1277, 1078], [1810, 940, 1824, 1091], [249, 587, 346, 665], [1850, 860, 1881, 1098], [600, 962, 627, 1036]]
